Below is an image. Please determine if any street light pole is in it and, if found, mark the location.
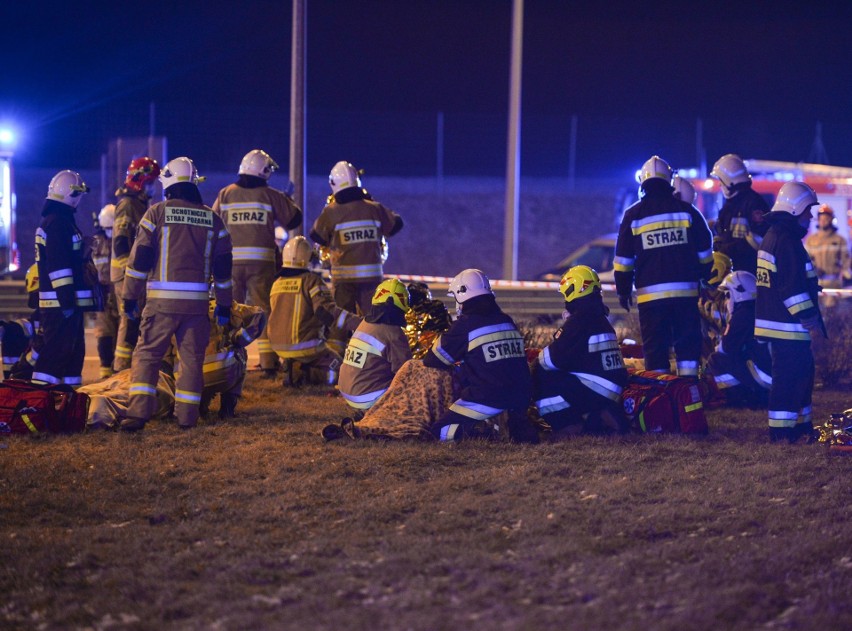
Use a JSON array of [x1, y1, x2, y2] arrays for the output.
[[290, 0, 307, 236], [503, 0, 523, 280]]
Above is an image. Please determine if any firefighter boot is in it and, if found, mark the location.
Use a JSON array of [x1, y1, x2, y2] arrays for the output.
[[218, 392, 239, 419]]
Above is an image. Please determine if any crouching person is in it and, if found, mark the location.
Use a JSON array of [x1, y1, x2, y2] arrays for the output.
[[532, 266, 628, 437], [706, 271, 771, 407], [267, 236, 358, 386], [200, 300, 267, 419], [338, 278, 413, 412], [423, 268, 531, 441]]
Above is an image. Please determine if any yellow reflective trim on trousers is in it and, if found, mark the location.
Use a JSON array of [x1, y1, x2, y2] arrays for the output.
[[684, 402, 703, 413], [20, 414, 39, 434]]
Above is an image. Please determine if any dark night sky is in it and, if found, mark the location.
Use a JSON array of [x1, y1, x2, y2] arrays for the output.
[[4, 0, 852, 175]]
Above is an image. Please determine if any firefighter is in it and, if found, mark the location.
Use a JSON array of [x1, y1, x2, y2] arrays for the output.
[[805, 204, 850, 301], [111, 156, 160, 371], [710, 154, 770, 274], [119, 157, 233, 431], [212, 149, 303, 377], [672, 174, 697, 204], [199, 300, 266, 419], [92, 204, 119, 378], [423, 268, 531, 441], [338, 278, 412, 412], [32, 170, 94, 387], [309, 161, 403, 315], [8, 264, 41, 380], [531, 266, 628, 436], [706, 271, 771, 407], [267, 236, 358, 386], [755, 181, 825, 443], [614, 155, 714, 376]]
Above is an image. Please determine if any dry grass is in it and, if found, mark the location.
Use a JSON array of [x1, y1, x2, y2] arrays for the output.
[[3, 375, 852, 631]]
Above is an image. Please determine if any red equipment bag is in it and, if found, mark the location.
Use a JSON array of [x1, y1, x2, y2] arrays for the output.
[[0, 379, 89, 435], [621, 369, 708, 434]]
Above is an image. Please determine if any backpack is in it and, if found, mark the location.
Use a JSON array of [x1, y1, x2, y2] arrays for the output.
[[621, 369, 708, 434], [0, 379, 89, 435]]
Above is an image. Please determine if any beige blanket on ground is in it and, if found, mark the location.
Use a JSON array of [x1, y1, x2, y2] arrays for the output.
[[357, 360, 454, 440]]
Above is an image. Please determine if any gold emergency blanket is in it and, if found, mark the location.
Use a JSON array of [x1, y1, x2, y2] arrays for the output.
[[78, 370, 176, 430], [357, 359, 455, 440]]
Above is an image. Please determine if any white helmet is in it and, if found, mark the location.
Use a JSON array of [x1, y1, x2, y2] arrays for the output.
[[711, 154, 751, 198], [159, 157, 203, 189], [672, 175, 696, 204], [636, 155, 672, 186], [98, 204, 116, 229], [239, 149, 279, 180], [771, 181, 818, 217], [448, 268, 493, 303], [329, 161, 361, 194], [281, 235, 313, 269], [46, 170, 90, 208], [720, 271, 757, 304]]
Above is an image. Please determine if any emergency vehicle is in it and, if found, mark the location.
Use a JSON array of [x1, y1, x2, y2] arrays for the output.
[[681, 159, 852, 243], [0, 137, 19, 275]]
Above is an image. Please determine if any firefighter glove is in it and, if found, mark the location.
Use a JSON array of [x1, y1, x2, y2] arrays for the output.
[[123, 299, 140, 322], [618, 294, 633, 312], [800, 314, 825, 338], [214, 304, 231, 326]]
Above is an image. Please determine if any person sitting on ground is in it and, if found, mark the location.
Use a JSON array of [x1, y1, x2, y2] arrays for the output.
[[698, 251, 733, 360], [422, 268, 531, 441], [404, 281, 451, 359], [267, 235, 358, 386], [338, 278, 413, 413], [531, 265, 628, 437], [705, 271, 771, 407]]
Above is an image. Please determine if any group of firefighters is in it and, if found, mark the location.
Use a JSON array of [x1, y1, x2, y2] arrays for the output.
[[9, 149, 846, 443]]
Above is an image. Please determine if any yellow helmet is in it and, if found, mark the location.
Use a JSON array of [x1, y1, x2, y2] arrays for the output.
[[709, 251, 733, 286], [559, 265, 601, 304], [25, 264, 39, 294], [372, 278, 410, 312]]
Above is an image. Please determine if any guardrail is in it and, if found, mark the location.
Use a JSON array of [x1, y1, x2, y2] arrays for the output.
[[0, 276, 848, 324], [396, 274, 852, 323]]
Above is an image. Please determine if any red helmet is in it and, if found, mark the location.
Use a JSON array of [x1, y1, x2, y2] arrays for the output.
[[124, 157, 161, 192]]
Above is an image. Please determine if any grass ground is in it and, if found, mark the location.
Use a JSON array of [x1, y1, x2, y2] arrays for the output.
[[2, 374, 852, 631]]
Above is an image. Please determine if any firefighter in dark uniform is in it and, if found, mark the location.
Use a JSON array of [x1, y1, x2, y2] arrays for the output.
[[755, 181, 825, 443], [532, 265, 628, 436], [423, 268, 531, 441], [32, 170, 93, 387], [310, 161, 403, 315], [710, 154, 770, 274], [119, 157, 233, 431], [212, 149, 303, 377], [92, 203, 119, 378], [614, 156, 714, 376], [111, 156, 160, 371], [706, 271, 772, 406]]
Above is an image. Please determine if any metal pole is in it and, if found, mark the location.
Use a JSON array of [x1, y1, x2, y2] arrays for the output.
[[568, 114, 577, 191], [436, 111, 444, 195], [290, 0, 307, 236], [503, 0, 523, 280]]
